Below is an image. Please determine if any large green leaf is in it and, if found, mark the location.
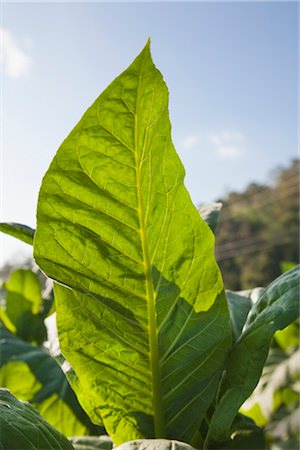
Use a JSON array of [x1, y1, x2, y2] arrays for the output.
[[0, 326, 101, 437], [34, 41, 231, 445], [205, 266, 300, 448], [0, 389, 74, 449], [0, 222, 35, 245]]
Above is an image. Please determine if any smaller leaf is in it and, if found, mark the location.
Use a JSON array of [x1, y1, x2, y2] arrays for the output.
[[225, 287, 264, 342], [1, 269, 46, 343], [0, 360, 42, 402], [274, 321, 299, 350], [206, 266, 300, 447], [0, 327, 101, 437], [229, 414, 265, 450], [280, 261, 297, 273], [115, 440, 197, 450], [4, 269, 41, 317], [0, 389, 74, 449], [0, 308, 16, 333], [225, 291, 251, 342], [0, 222, 35, 245], [240, 403, 267, 428], [198, 202, 222, 233]]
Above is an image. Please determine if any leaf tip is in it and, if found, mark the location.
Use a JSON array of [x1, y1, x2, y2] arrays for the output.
[[142, 37, 151, 57]]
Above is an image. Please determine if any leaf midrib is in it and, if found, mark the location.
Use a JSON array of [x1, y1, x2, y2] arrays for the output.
[[134, 53, 165, 438]]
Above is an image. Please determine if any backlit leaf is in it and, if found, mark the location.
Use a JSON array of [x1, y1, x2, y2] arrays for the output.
[[34, 41, 231, 445]]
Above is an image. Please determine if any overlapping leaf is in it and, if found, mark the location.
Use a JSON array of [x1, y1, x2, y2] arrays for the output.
[[0, 269, 47, 343], [225, 288, 264, 342], [0, 222, 35, 245], [223, 414, 265, 450], [34, 41, 231, 445], [0, 389, 74, 449], [205, 266, 300, 447], [0, 327, 100, 436]]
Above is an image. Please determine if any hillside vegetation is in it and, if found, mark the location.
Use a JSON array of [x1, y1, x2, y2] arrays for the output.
[[215, 159, 299, 290]]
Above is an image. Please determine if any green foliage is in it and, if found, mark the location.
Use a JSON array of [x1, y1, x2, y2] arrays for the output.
[[206, 266, 299, 447], [0, 222, 35, 245], [209, 414, 266, 450], [224, 291, 252, 342], [0, 269, 48, 344], [0, 389, 74, 449], [0, 326, 101, 437], [242, 321, 300, 449], [274, 321, 299, 350], [0, 267, 100, 437], [280, 261, 297, 274]]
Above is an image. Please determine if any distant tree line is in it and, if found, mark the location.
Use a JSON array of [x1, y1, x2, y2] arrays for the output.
[[214, 159, 299, 290]]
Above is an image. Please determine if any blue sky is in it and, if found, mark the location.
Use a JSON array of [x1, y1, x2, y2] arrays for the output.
[[1, 1, 298, 265]]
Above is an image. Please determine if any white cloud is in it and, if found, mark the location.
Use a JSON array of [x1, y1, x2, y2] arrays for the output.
[[181, 129, 246, 159], [182, 135, 200, 150], [209, 130, 245, 159], [1, 28, 32, 79], [216, 145, 243, 158]]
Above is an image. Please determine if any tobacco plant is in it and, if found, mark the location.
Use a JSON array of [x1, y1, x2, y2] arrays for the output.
[[0, 41, 299, 450]]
